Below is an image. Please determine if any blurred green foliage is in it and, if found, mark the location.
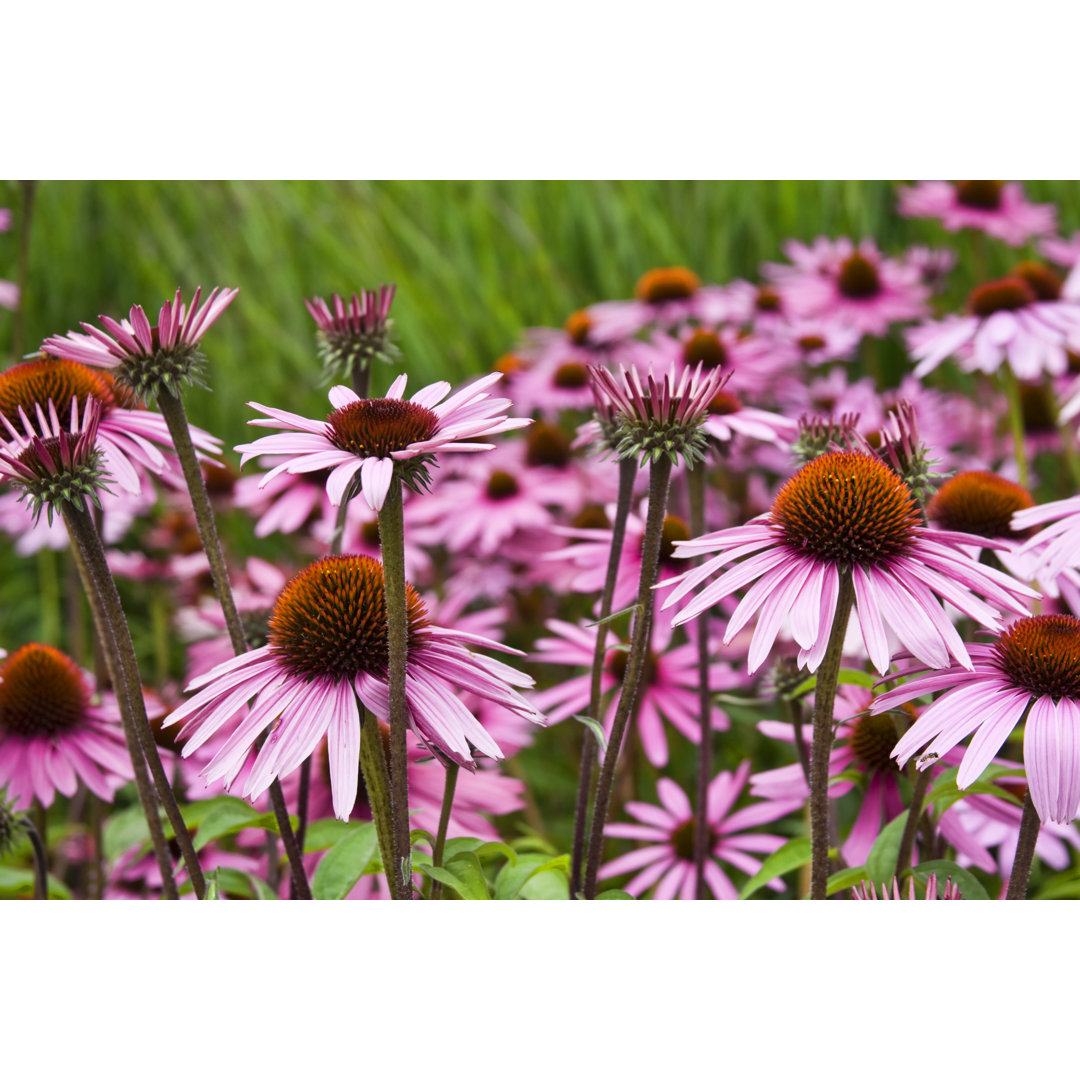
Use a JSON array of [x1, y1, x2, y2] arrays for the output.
[[5, 180, 1079, 448]]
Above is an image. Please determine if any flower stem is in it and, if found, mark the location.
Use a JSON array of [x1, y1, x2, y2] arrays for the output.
[[428, 763, 460, 901], [357, 706, 399, 898], [787, 697, 811, 789], [1006, 790, 1041, 900], [21, 817, 48, 900], [895, 766, 932, 879], [999, 367, 1029, 491], [60, 502, 194, 899], [583, 455, 673, 900], [351, 363, 371, 400], [154, 387, 247, 655], [377, 476, 413, 899], [809, 569, 855, 900], [569, 456, 636, 899], [155, 385, 311, 898], [688, 464, 714, 900], [36, 548, 61, 647]]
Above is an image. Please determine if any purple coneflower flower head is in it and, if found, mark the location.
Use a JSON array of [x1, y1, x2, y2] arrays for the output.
[[0, 394, 109, 523], [587, 361, 726, 468], [898, 181, 1056, 246], [907, 262, 1080, 381], [584, 266, 707, 344], [41, 285, 238, 402], [0, 643, 133, 810], [162, 554, 544, 820], [236, 372, 530, 512], [764, 237, 929, 337], [0, 357, 221, 497], [876, 614, 1080, 825], [1013, 492, 1080, 580], [599, 762, 802, 899], [662, 450, 1037, 676], [852, 873, 961, 900], [305, 286, 399, 383], [702, 387, 798, 449]]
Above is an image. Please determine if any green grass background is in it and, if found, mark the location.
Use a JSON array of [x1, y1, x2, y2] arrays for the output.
[[5, 180, 1079, 448]]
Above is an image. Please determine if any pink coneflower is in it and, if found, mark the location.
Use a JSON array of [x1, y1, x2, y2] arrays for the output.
[[898, 181, 1056, 246], [852, 873, 961, 900], [875, 614, 1080, 825], [305, 287, 398, 382], [907, 262, 1080, 380], [162, 555, 543, 820], [702, 387, 798, 448], [1040, 231, 1080, 269], [1013, 492, 1080, 581], [0, 644, 133, 810], [662, 451, 1036, 675], [41, 286, 238, 400], [0, 357, 220, 496], [764, 237, 929, 337], [0, 208, 15, 310], [235, 372, 530, 512], [587, 360, 727, 468], [759, 319, 862, 369], [584, 266, 707, 344], [530, 607, 739, 769], [901, 246, 957, 293], [599, 763, 802, 899]]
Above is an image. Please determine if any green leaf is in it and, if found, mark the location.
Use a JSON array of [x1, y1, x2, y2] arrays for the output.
[[925, 765, 1025, 813], [246, 873, 280, 901], [826, 865, 870, 897], [786, 667, 876, 700], [520, 866, 569, 900], [587, 602, 639, 628], [865, 811, 909, 886], [192, 797, 282, 853], [911, 860, 989, 901], [595, 889, 634, 900], [410, 827, 436, 850], [1033, 867, 1080, 900], [102, 801, 154, 861], [494, 853, 567, 900], [204, 869, 220, 900], [303, 818, 356, 853], [738, 837, 811, 899], [572, 714, 608, 754], [311, 823, 379, 901], [423, 851, 491, 899], [0, 866, 71, 900]]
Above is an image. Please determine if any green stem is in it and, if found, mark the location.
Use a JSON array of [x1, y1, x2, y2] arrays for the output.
[[895, 766, 931, 880], [154, 388, 247, 655], [583, 455, 672, 900], [809, 569, 855, 900], [999, 367, 1029, 490], [351, 363, 371, 400], [688, 464, 714, 900], [569, 456, 636, 899], [358, 706, 398, 897], [61, 502, 192, 898], [12, 180, 36, 363], [378, 476, 413, 899], [22, 817, 49, 900], [36, 548, 61, 647], [428, 763, 460, 901], [1006, 792, 1041, 900], [155, 385, 311, 898]]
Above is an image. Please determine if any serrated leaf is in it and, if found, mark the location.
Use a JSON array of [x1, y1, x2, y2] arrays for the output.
[[573, 714, 608, 754], [738, 837, 811, 899], [911, 860, 989, 901], [311, 823, 379, 900], [826, 864, 870, 896], [865, 811, 909, 885]]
